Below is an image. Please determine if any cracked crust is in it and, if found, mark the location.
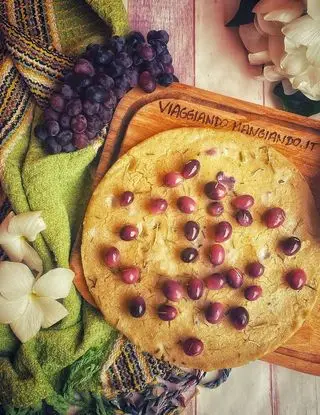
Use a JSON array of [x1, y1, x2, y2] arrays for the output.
[[81, 128, 320, 370]]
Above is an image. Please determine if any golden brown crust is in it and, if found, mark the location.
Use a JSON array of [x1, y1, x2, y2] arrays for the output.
[[82, 128, 320, 370]]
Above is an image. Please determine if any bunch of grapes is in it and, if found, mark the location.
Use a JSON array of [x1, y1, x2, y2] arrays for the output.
[[35, 30, 178, 154]]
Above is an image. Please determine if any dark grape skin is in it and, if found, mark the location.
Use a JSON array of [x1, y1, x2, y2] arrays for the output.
[[46, 120, 60, 136], [263, 207, 286, 229], [128, 296, 146, 318], [56, 130, 73, 146], [180, 247, 198, 263], [115, 52, 133, 68], [136, 43, 156, 61], [184, 221, 200, 241], [71, 114, 87, 133], [120, 225, 139, 241], [60, 84, 73, 99], [280, 237, 301, 256], [182, 159, 200, 179], [74, 58, 95, 77], [108, 36, 126, 54], [226, 268, 244, 289], [207, 202, 224, 217], [204, 181, 227, 200], [187, 278, 205, 300], [34, 124, 48, 141], [49, 93, 65, 112], [104, 247, 120, 267], [44, 107, 60, 121], [214, 221, 232, 243], [162, 280, 183, 302], [60, 114, 71, 129], [98, 106, 113, 123], [66, 99, 82, 117], [85, 85, 107, 103], [236, 210, 253, 227], [157, 73, 173, 87], [119, 191, 134, 207], [206, 273, 226, 290], [244, 285, 262, 301], [138, 71, 156, 93], [246, 262, 265, 278], [286, 269, 307, 290], [229, 307, 249, 330], [157, 304, 178, 321], [95, 73, 115, 90], [126, 31, 145, 48], [205, 302, 224, 324], [46, 138, 62, 154], [208, 244, 225, 266], [83, 100, 100, 116], [73, 133, 89, 149], [182, 338, 204, 356], [63, 143, 76, 153]]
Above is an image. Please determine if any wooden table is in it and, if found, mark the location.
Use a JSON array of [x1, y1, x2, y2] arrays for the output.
[[124, 1, 320, 413]]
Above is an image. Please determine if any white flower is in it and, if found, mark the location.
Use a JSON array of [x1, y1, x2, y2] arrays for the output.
[[281, 0, 320, 100], [0, 211, 46, 273], [0, 261, 74, 343]]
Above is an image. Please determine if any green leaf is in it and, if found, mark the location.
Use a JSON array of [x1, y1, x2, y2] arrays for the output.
[[274, 83, 320, 117]]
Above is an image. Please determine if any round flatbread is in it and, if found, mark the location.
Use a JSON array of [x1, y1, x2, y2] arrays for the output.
[[82, 127, 320, 371]]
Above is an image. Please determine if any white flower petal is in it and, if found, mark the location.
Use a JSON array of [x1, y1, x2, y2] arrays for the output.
[[248, 50, 271, 65], [264, 4, 304, 23], [21, 240, 43, 274], [0, 212, 14, 244], [0, 262, 34, 300], [10, 298, 43, 343], [0, 294, 29, 324], [264, 65, 285, 81], [282, 15, 320, 46], [253, 0, 295, 14], [33, 268, 74, 299], [255, 13, 283, 36], [280, 49, 309, 75], [37, 297, 69, 328], [307, 0, 320, 21], [284, 37, 299, 53], [291, 67, 320, 100], [1, 239, 24, 262], [268, 35, 285, 66], [8, 211, 46, 242], [239, 23, 268, 53], [282, 78, 297, 95], [306, 41, 320, 66], [223, 0, 241, 24]]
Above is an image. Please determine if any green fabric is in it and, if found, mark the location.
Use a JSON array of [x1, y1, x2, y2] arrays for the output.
[[0, 0, 128, 411]]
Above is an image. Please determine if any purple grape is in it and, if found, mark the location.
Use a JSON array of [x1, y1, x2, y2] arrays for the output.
[[73, 132, 89, 149], [126, 31, 145, 48], [147, 30, 169, 44], [209, 244, 225, 266], [236, 210, 253, 227], [157, 73, 173, 87], [71, 114, 87, 133], [184, 221, 200, 241], [206, 273, 226, 290], [56, 130, 73, 146], [232, 195, 254, 210], [94, 47, 114, 66], [149, 40, 167, 55], [280, 237, 301, 256], [85, 85, 107, 103], [226, 268, 244, 288], [34, 124, 48, 141], [49, 93, 65, 113], [182, 338, 204, 356], [114, 87, 126, 100], [125, 68, 139, 88], [207, 202, 224, 217], [263, 207, 286, 228], [163, 172, 183, 187], [114, 74, 131, 91], [108, 36, 125, 54], [60, 114, 71, 129], [74, 74, 92, 90], [132, 53, 143, 66], [138, 71, 156, 93], [104, 247, 120, 267], [120, 225, 139, 241], [144, 60, 163, 77], [205, 302, 224, 324], [147, 30, 158, 43], [149, 198, 168, 214], [163, 63, 174, 74], [46, 120, 60, 136], [46, 138, 61, 154], [74, 58, 95, 77], [86, 130, 97, 141], [229, 307, 249, 330], [95, 73, 115, 90], [60, 84, 73, 99], [177, 196, 196, 214], [137, 43, 156, 61], [157, 304, 177, 321], [214, 221, 232, 243], [187, 278, 204, 300], [247, 262, 264, 278], [119, 191, 134, 207], [180, 247, 198, 263], [129, 296, 146, 318], [116, 52, 133, 68], [204, 181, 227, 200], [83, 100, 100, 116], [84, 44, 102, 61], [44, 107, 60, 121], [98, 106, 113, 123], [66, 99, 82, 117], [158, 52, 172, 65], [63, 143, 76, 153], [87, 115, 103, 132], [244, 285, 262, 301], [121, 267, 140, 284], [286, 269, 307, 290], [106, 61, 125, 78], [162, 280, 183, 302], [182, 159, 200, 179], [103, 90, 117, 109]]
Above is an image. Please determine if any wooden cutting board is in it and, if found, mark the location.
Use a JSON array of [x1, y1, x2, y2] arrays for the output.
[[75, 83, 320, 376]]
